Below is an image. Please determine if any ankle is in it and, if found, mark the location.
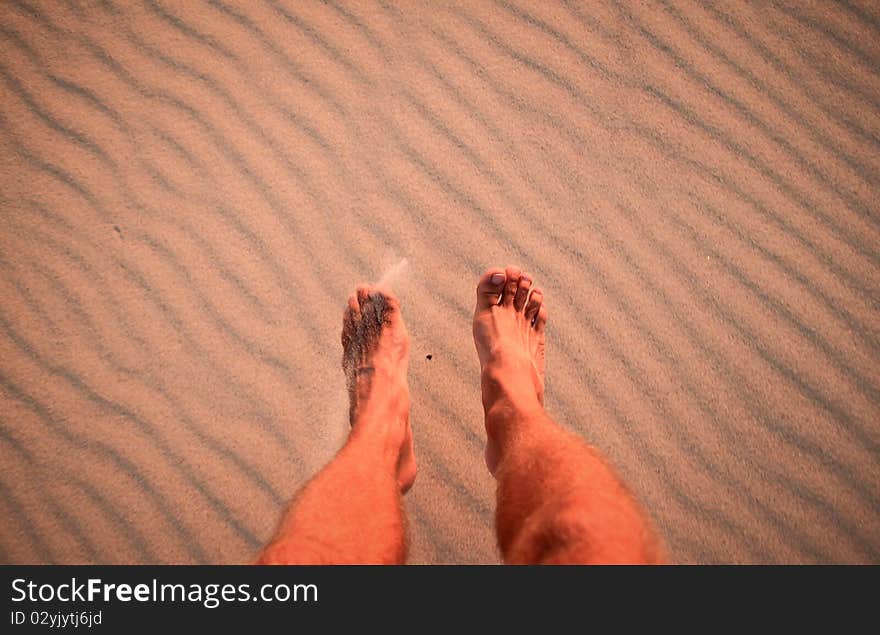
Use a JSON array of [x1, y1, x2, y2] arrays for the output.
[[481, 361, 542, 415], [351, 367, 408, 415], [349, 413, 408, 467], [482, 362, 545, 442]]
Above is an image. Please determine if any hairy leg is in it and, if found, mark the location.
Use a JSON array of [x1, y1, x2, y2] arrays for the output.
[[473, 266, 664, 564], [257, 286, 415, 564]]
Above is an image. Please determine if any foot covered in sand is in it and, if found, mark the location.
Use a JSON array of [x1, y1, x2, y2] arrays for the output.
[[342, 285, 416, 493], [473, 266, 548, 473]]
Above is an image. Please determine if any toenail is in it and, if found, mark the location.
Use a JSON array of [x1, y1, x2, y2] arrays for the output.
[[521, 276, 531, 286], [491, 273, 505, 285]]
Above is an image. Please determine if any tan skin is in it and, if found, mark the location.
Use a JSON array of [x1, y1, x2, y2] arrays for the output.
[[257, 267, 664, 564]]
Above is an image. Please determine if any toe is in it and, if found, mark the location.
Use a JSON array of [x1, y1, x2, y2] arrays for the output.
[[374, 289, 402, 327], [357, 284, 377, 320], [501, 265, 522, 306], [348, 294, 361, 319], [355, 284, 379, 341], [513, 273, 532, 312], [356, 285, 371, 310], [475, 268, 506, 311], [535, 304, 548, 334], [525, 287, 543, 324]]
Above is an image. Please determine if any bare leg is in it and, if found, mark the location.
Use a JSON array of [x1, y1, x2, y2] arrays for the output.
[[473, 266, 665, 564], [257, 285, 416, 564]]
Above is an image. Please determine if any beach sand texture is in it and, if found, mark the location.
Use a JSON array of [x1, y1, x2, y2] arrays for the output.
[[0, 0, 878, 564]]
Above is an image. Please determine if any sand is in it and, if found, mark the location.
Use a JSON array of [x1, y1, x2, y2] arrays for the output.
[[0, 0, 877, 564]]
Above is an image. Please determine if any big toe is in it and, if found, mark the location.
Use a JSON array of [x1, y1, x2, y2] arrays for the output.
[[475, 267, 506, 312]]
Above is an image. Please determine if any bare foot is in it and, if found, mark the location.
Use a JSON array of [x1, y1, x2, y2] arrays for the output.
[[472, 266, 548, 473], [341, 285, 416, 493]]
